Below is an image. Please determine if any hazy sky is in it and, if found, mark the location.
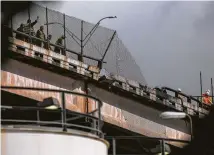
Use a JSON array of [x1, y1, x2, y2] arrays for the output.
[[41, 1, 214, 96]]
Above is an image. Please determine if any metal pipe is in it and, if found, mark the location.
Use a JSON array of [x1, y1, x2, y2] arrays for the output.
[[46, 7, 49, 49], [211, 78, 213, 104], [101, 30, 116, 62], [186, 114, 193, 141], [1, 86, 103, 115], [161, 139, 165, 155], [98, 30, 116, 69], [79, 20, 84, 61], [36, 102, 40, 126], [82, 54, 105, 63], [63, 13, 66, 56], [65, 28, 81, 46], [2, 105, 98, 122], [45, 22, 80, 41], [84, 81, 89, 114], [82, 25, 99, 47], [83, 16, 116, 42], [2, 119, 102, 134], [105, 136, 190, 143], [200, 71, 203, 102], [61, 92, 67, 132], [82, 16, 117, 47], [97, 97, 102, 137], [112, 138, 116, 155]]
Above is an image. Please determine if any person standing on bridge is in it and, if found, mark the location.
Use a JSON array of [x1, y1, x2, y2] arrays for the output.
[[23, 16, 39, 43], [54, 35, 66, 56], [16, 23, 24, 41], [35, 25, 46, 47], [44, 34, 53, 50], [202, 90, 212, 105]]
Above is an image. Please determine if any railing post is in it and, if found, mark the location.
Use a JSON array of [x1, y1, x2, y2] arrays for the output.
[[211, 78, 213, 104], [63, 13, 66, 56], [200, 71, 203, 103], [112, 138, 116, 155], [46, 7, 49, 49], [61, 92, 67, 131], [27, 4, 32, 44], [36, 102, 40, 126], [97, 100, 102, 137], [161, 139, 165, 155]]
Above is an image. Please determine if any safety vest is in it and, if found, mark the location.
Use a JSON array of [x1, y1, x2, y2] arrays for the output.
[[202, 94, 212, 104]]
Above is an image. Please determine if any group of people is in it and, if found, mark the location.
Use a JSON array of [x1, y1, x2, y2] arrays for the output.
[[177, 88, 213, 105], [15, 16, 66, 56], [155, 86, 213, 106]]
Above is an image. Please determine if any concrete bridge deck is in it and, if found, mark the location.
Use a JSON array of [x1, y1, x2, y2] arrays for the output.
[[2, 38, 210, 148]]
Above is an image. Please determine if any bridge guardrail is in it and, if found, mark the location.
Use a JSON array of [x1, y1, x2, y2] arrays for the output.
[[106, 136, 190, 155], [1, 86, 103, 138], [7, 31, 210, 118]]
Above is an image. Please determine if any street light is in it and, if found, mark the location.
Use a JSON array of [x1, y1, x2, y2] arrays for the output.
[[79, 16, 117, 61], [160, 112, 193, 140], [83, 16, 117, 43], [45, 16, 117, 62]]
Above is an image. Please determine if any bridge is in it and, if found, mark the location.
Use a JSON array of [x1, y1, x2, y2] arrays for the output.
[[1, 2, 212, 155]]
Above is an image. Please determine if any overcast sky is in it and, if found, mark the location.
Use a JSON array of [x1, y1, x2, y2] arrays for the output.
[[41, 1, 214, 96]]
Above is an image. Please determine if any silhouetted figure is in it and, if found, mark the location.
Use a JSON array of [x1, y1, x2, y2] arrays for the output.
[[54, 35, 66, 56], [36, 25, 45, 47], [44, 34, 52, 50], [23, 16, 39, 43], [15, 23, 24, 41]]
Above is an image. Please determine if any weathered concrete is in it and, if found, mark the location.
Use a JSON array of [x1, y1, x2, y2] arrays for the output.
[[1, 59, 190, 144]]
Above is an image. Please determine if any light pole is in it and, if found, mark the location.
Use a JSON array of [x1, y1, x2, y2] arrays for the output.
[[45, 16, 117, 62], [79, 16, 117, 61], [160, 112, 193, 141]]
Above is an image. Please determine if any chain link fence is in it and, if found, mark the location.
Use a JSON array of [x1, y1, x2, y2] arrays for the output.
[[9, 2, 147, 85]]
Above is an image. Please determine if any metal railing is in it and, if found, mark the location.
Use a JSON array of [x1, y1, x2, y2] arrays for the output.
[[1, 86, 103, 137], [10, 28, 104, 63], [6, 2, 212, 118], [105, 136, 190, 155], [162, 87, 211, 113], [5, 36, 210, 118], [9, 3, 109, 66]]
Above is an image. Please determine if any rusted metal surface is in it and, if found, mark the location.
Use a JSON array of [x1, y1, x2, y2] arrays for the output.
[[1, 71, 88, 113], [1, 70, 190, 148]]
